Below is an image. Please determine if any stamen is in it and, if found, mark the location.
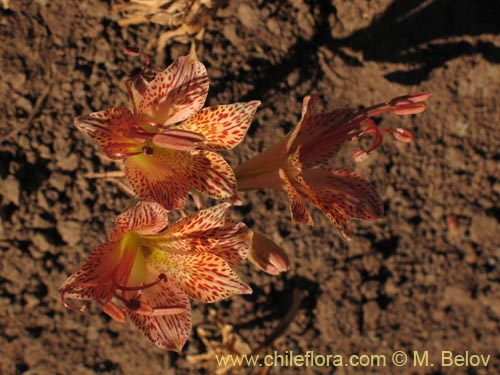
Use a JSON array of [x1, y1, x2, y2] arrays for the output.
[[60, 281, 99, 312], [392, 128, 414, 143], [142, 146, 154, 155], [124, 46, 151, 67], [152, 128, 207, 151], [114, 273, 167, 292], [390, 92, 431, 105], [121, 296, 185, 316], [393, 103, 426, 115], [102, 301, 126, 323]]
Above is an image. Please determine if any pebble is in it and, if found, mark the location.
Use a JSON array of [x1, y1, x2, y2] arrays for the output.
[[1, 175, 20, 206], [56, 220, 82, 246], [469, 213, 498, 244], [237, 2, 258, 30]]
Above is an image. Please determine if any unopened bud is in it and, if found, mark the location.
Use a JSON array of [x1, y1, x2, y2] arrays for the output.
[[248, 232, 291, 275]]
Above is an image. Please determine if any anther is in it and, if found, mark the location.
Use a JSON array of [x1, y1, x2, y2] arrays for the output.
[[392, 128, 414, 143], [142, 146, 154, 155]]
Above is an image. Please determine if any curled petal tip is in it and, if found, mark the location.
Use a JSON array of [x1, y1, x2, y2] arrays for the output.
[[249, 100, 262, 108], [353, 150, 369, 162], [232, 195, 244, 206], [241, 285, 253, 295], [124, 46, 141, 56]]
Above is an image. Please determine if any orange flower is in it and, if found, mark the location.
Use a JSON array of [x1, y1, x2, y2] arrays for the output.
[[75, 55, 260, 209], [235, 92, 430, 239], [60, 202, 251, 351]]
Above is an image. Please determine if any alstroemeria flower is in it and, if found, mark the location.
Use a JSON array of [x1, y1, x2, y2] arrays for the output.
[[75, 55, 260, 209], [60, 201, 252, 351], [235, 92, 430, 239]]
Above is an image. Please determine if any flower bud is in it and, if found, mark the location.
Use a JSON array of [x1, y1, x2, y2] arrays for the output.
[[248, 232, 291, 275]]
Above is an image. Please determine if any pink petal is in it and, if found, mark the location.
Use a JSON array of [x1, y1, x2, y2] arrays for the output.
[[177, 101, 261, 151], [297, 109, 356, 167], [138, 56, 209, 126], [156, 203, 230, 253], [286, 94, 318, 151], [74, 107, 142, 160], [165, 203, 230, 235], [149, 205, 249, 266], [109, 201, 170, 242], [304, 168, 383, 239], [278, 169, 314, 226], [150, 252, 251, 303], [60, 242, 121, 305], [186, 150, 239, 203], [202, 221, 251, 266], [127, 283, 192, 352], [125, 148, 238, 209], [124, 149, 190, 210]]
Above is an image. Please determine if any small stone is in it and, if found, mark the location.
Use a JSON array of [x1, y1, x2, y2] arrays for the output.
[[470, 213, 498, 244], [57, 220, 82, 246], [16, 95, 33, 113], [1, 175, 20, 206], [266, 18, 280, 36], [445, 147, 466, 170], [32, 232, 52, 252], [362, 300, 380, 329], [49, 173, 70, 192], [237, 2, 258, 30], [287, 69, 300, 87], [57, 153, 79, 172]]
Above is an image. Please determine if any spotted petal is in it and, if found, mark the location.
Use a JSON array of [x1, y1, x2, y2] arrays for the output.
[[147, 251, 251, 303], [127, 282, 192, 352], [153, 204, 250, 265], [185, 151, 240, 204], [287, 95, 357, 167], [109, 201, 170, 241], [138, 56, 209, 126], [165, 203, 230, 236], [304, 168, 383, 239], [202, 221, 251, 266], [74, 107, 142, 160], [177, 101, 261, 151], [125, 149, 190, 210], [125, 148, 239, 210], [279, 168, 314, 225], [60, 242, 122, 305]]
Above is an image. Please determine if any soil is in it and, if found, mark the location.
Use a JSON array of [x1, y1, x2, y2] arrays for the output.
[[1, 1, 499, 374]]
